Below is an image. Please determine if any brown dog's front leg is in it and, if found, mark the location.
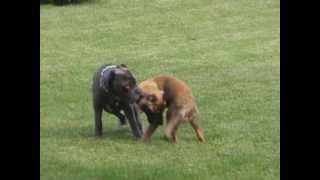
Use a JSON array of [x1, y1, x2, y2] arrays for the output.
[[142, 123, 159, 142], [164, 119, 181, 144]]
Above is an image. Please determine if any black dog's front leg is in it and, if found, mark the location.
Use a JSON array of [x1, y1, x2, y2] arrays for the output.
[[123, 104, 143, 139], [133, 104, 143, 132], [94, 104, 103, 136]]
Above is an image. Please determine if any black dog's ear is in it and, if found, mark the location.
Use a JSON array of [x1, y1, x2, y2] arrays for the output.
[[119, 64, 127, 68], [105, 70, 116, 89]]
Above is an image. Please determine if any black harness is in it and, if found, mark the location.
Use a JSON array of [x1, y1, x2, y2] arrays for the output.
[[99, 65, 122, 110], [99, 65, 117, 93]]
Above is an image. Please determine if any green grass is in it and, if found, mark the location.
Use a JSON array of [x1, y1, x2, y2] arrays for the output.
[[40, 0, 280, 179]]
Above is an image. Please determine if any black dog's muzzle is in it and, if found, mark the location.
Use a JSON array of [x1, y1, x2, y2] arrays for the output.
[[130, 87, 144, 104]]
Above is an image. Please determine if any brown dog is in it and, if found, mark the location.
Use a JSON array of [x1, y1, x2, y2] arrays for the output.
[[137, 75, 205, 143]]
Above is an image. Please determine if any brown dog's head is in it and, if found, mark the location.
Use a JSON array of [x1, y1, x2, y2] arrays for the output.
[[137, 80, 166, 114]]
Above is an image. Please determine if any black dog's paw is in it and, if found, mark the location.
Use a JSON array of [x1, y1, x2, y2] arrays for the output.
[[132, 136, 142, 141], [119, 117, 128, 126], [132, 132, 143, 140]]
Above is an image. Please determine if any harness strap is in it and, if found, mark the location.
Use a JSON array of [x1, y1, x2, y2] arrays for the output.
[[99, 65, 117, 92]]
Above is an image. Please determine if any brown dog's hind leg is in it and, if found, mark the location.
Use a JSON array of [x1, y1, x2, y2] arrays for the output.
[[190, 119, 205, 142]]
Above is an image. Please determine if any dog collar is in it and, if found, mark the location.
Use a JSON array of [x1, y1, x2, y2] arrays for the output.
[[99, 65, 117, 92]]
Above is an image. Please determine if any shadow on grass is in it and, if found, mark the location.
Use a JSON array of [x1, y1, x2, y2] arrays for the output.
[[41, 124, 139, 143], [41, 123, 220, 144], [81, 126, 137, 142], [42, 157, 201, 180]]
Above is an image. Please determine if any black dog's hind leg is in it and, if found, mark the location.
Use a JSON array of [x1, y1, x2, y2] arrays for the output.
[[94, 104, 103, 136]]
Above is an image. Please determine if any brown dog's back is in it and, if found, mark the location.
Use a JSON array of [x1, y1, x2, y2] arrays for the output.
[[152, 76, 196, 108], [139, 75, 204, 143]]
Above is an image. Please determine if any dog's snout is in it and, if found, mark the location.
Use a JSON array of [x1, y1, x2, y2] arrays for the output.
[[136, 93, 144, 103], [134, 88, 145, 102]]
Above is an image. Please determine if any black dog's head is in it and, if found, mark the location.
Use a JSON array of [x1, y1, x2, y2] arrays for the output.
[[108, 64, 143, 104], [141, 106, 163, 125]]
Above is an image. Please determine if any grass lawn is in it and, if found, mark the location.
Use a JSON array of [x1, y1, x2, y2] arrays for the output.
[[40, 0, 280, 179]]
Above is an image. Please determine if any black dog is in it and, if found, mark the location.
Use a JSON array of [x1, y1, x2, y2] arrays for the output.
[[92, 64, 143, 139]]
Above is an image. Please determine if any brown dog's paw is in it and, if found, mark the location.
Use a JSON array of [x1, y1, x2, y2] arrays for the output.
[[171, 139, 178, 144], [141, 136, 151, 143], [162, 135, 177, 144]]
